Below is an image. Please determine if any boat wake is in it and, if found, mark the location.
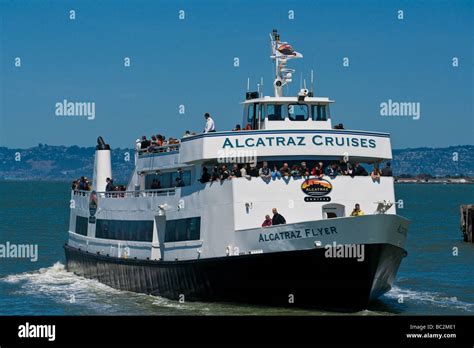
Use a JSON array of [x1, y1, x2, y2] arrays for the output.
[[2, 263, 472, 315], [384, 286, 474, 314], [0, 262, 193, 315]]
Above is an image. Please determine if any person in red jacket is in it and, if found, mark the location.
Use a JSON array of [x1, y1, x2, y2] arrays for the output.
[[261, 215, 272, 227]]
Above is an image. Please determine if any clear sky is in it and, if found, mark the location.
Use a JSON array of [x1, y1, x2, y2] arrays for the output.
[[0, 0, 472, 149]]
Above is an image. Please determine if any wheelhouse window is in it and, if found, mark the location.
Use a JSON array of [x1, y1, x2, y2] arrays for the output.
[[288, 104, 309, 121], [267, 104, 285, 121], [312, 104, 329, 121], [247, 104, 257, 122]]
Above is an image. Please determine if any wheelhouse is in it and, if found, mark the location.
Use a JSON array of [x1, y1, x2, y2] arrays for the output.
[[242, 96, 334, 131]]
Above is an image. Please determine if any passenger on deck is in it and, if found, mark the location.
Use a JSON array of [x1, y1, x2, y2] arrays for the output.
[[291, 165, 301, 178], [204, 113, 216, 133], [156, 135, 164, 147], [311, 163, 324, 177], [140, 136, 151, 150], [244, 124, 252, 130], [272, 208, 286, 225], [231, 164, 242, 178], [151, 179, 162, 189], [175, 168, 185, 187], [248, 163, 259, 177], [71, 180, 79, 191], [232, 124, 241, 131], [220, 165, 230, 180], [183, 130, 191, 138], [199, 167, 211, 183], [272, 165, 282, 180], [299, 162, 310, 177], [325, 163, 339, 178], [338, 161, 349, 175], [259, 161, 272, 179], [78, 176, 86, 190], [350, 203, 365, 216], [353, 163, 369, 176], [211, 165, 220, 181], [381, 162, 393, 177], [84, 178, 90, 191], [105, 177, 115, 192], [261, 215, 272, 227], [371, 164, 382, 181], [279, 163, 291, 177]]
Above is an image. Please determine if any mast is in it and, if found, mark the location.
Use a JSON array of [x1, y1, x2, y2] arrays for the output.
[[270, 29, 303, 97]]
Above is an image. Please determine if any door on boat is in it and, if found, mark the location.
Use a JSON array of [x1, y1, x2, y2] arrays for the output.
[[322, 203, 346, 219]]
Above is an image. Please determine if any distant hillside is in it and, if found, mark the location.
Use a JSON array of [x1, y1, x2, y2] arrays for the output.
[[0, 144, 472, 183], [392, 145, 473, 177]]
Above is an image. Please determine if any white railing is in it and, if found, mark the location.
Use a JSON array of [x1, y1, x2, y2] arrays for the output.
[[137, 143, 180, 156], [72, 188, 176, 198]]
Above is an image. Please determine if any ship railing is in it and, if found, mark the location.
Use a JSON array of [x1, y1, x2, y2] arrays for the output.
[[72, 188, 176, 198], [137, 143, 180, 156]]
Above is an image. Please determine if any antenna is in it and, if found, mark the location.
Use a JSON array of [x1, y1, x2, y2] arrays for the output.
[[311, 69, 314, 95], [247, 78, 250, 92], [260, 77, 264, 96], [304, 79, 307, 89], [300, 72, 303, 89]]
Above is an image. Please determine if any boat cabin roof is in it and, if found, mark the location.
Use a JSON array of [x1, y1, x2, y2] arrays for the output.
[[241, 96, 334, 104]]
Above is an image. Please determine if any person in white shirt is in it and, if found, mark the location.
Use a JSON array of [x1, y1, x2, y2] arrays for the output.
[[204, 113, 216, 133]]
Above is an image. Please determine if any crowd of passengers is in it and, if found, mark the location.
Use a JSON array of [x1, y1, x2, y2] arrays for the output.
[[199, 161, 392, 183], [71, 176, 126, 193]]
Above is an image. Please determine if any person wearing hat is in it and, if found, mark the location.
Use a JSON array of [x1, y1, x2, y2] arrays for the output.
[[204, 113, 215, 133]]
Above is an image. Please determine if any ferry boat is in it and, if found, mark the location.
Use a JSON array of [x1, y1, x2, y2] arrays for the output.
[[65, 30, 409, 310]]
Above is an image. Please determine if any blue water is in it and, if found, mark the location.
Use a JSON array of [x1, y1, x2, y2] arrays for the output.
[[0, 181, 473, 315]]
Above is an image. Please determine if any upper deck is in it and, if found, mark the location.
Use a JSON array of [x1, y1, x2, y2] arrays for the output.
[[137, 128, 392, 171]]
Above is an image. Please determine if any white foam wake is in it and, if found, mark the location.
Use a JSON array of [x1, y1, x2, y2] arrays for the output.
[[385, 286, 474, 313]]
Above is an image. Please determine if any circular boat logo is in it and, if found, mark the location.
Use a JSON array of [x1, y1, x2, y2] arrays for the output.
[[301, 178, 332, 197]]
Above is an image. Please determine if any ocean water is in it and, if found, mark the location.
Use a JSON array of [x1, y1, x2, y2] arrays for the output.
[[0, 181, 473, 316]]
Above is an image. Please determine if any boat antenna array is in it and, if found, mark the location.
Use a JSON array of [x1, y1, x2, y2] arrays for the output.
[[270, 29, 303, 97]]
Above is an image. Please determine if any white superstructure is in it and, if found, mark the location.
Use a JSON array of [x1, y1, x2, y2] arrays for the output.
[[65, 30, 409, 309]]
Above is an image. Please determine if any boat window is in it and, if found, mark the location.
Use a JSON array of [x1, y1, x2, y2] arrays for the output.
[[75, 216, 88, 236], [247, 104, 256, 123], [95, 219, 153, 242], [288, 104, 309, 121], [312, 104, 329, 121], [259, 104, 265, 122], [145, 170, 191, 189], [165, 217, 201, 242], [267, 104, 284, 121]]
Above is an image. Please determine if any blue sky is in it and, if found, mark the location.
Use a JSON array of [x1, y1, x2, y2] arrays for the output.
[[0, 0, 472, 149]]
